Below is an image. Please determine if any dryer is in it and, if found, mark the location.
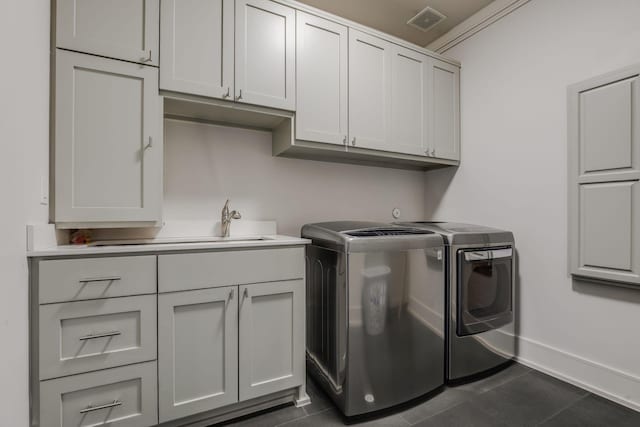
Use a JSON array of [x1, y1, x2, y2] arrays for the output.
[[396, 222, 516, 382]]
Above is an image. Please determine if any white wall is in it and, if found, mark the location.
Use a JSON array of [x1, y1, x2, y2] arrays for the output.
[[425, 0, 640, 409], [0, 1, 50, 426], [161, 119, 425, 235]]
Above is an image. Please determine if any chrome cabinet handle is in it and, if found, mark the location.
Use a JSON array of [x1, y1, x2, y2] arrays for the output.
[[144, 136, 153, 150], [351, 137, 356, 146], [424, 149, 430, 156], [228, 289, 234, 301], [431, 148, 436, 157], [141, 50, 152, 62], [78, 276, 121, 284], [80, 400, 122, 414], [343, 135, 347, 145], [79, 331, 122, 341], [235, 89, 243, 101], [222, 87, 230, 99], [243, 288, 249, 299]]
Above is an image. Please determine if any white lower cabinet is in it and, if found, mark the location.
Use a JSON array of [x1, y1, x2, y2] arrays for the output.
[[239, 280, 305, 400], [158, 287, 239, 422]]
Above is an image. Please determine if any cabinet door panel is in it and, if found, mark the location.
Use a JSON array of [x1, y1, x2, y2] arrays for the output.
[[235, 0, 296, 110], [391, 46, 429, 156], [296, 12, 348, 145], [55, 50, 162, 224], [579, 78, 637, 174], [431, 61, 460, 161], [239, 280, 304, 400], [158, 287, 238, 422], [579, 181, 639, 278], [348, 29, 392, 150], [160, 0, 234, 99], [56, 0, 159, 65]]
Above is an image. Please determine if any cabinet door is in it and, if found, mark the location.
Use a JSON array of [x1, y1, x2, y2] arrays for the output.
[[430, 60, 460, 160], [296, 12, 348, 145], [54, 50, 162, 225], [235, 0, 296, 110], [348, 29, 393, 151], [160, 0, 234, 99], [390, 46, 430, 156], [569, 66, 640, 286], [56, 0, 159, 65], [158, 287, 238, 422], [239, 280, 304, 401]]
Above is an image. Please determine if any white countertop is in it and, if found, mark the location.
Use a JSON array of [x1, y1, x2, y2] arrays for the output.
[[27, 234, 310, 257]]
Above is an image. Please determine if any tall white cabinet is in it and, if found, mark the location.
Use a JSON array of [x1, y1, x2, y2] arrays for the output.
[[54, 50, 162, 226], [430, 61, 460, 160]]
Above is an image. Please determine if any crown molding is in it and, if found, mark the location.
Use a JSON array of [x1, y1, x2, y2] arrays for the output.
[[427, 0, 531, 54]]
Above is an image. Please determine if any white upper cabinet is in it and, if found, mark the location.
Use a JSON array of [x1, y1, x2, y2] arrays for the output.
[[295, 12, 348, 146], [235, 0, 296, 110], [160, 0, 234, 99], [348, 29, 393, 151], [55, 50, 162, 226], [56, 0, 159, 65], [390, 46, 430, 156], [430, 61, 460, 161]]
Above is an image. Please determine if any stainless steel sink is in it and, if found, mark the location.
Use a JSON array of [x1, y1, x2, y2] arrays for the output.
[[88, 236, 273, 247]]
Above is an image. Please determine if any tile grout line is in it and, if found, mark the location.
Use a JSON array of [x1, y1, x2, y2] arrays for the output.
[[404, 366, 534, 426], [534, 392, 591, 426], [276, 407, 332, 427]]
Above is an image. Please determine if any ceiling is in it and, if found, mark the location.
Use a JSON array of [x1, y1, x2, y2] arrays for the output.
[[295, 0, 495, 47]]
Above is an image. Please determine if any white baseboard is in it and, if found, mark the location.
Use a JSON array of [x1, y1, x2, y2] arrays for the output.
[[516, 335, 640, 412]]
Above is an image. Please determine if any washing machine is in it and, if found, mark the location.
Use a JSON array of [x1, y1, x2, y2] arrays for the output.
[[302, 221, 445, 416]]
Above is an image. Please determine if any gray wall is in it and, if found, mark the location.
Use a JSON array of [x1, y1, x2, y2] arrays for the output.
[[0, 1, 51, 425], [425, 0, 640, 410]]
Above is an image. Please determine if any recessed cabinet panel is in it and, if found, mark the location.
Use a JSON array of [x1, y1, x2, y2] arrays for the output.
[[158, 287, 238, 422], [391, 47, 429, 156], [55, 50, 162, 224], [160, 0, 234, 99], [239, 280, 304, 401], [579, 78, 636, 174], [296, 12, 348, 145], [348, 29, 392, 151], [580, 182, 634, 271], [235, 0, 295, 110], [56, 0, 159, 65], [432, 62, 460, 161]]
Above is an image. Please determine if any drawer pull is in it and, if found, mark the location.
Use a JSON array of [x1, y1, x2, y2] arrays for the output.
[[79, 399, 122, 414], [79, 276, 122, 284], [79, 331, 122, 341]]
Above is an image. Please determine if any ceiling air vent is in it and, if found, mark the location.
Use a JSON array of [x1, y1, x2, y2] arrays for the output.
[[407, 6, 446, 32]]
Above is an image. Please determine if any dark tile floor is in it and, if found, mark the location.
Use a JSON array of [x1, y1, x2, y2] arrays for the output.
[[221, 363, 640, 427]]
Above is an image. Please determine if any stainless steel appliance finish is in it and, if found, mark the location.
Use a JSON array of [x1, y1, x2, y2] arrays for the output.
[[302, 221, 445, 416], [396, 222, 515, 382]]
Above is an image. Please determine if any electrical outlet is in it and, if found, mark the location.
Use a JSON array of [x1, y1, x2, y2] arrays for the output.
[[40, 176, 49, 205]]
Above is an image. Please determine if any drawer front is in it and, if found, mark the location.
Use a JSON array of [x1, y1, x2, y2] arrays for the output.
[[39, 295, 157, 380], [38, 256, 156, 304], [40, 361, 158, 427], [158, 247, 305, 293]]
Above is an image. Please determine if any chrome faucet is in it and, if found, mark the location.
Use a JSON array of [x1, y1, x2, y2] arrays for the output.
[[221, 199, 241, 237]]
